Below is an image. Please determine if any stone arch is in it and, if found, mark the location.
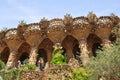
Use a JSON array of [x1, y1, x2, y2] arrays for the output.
[[0, 47, 10, 64], [18, 42, 31, 64], [62, 35, 80, 61], [87, 33, 102, 57], [39, 38, 53, 62]]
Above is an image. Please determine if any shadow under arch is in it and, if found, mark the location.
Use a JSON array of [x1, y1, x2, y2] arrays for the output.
[[62, 47, 66, 55], [73, 43, 81, 63], [0, 47, 10, 64], [87, 33, 102, 57], [18, 42, 31, 64], [92, 43, 102, 57], [62, 35, 81, 62], [36, 49, 47, 66], [19, 52, 29, 64], [38, 38, 54, 63]]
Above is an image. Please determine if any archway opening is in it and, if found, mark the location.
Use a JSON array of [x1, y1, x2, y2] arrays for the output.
[[19, 52, 29, 64], [18, 42, 31, 64], [36, 49, 47, 66], [62, 47, 66, 56], [87, 33, 102, 57], [73, 43, 81, 63], [62, 35, 80, 61], [92, 43, 102, 57], [0, 47, 10, 64], [39, 38, 53, 62]]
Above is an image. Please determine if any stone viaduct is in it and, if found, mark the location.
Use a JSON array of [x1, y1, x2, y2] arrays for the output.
[[0, 13, 119, 67]]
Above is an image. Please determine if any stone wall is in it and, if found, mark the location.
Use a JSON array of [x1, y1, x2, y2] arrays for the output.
[[0, 13, 119, 67]]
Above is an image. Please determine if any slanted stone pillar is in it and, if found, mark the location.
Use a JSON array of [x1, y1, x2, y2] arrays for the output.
[[79, 38, 89, 66], [63, 42, 74, 62], [87, 46, 93, 57], [29, 47, 38, 65], [44, 50, 52, 70], [6, 50, 18, 68], [66, 48, 73, 61], [46, 50, 52, 62], [87, 41, 94, 57], [46, 44, 53, 63]]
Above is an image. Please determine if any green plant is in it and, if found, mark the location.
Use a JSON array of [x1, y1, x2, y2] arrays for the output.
[[23, 59, 29, 65], [19, 65, 27, 71], [51, 48, 67, 65], [27, 64, 36, 70], [85, 25, 120, 80], [9, 68, 20, 80], [0, 60, 5, 70], [117, 72, 120, 78], [86, 39, 120, 80], [0, 69, 6, 80], [19, 20, 26, 25], [51, 53, 66, 65], [0, 68, 21, 80], [72, 67, 91, 80]]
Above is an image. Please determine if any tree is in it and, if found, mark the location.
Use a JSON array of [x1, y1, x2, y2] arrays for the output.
[[86, 25, 120, 80]]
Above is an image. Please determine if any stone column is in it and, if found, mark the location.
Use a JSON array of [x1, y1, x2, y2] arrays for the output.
[[29, 47, 38, 65], [46, 50, 52, 62], [63, 43, 73, 61], [6, 50, 18, 68], [66, 48, 73, 62], [62, 39, 74, 62], [79, 38, 89, 66], [88, 46, 93, 57]]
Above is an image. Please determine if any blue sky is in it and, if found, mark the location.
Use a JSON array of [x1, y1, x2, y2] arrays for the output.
[[0, 0, 120, 30]]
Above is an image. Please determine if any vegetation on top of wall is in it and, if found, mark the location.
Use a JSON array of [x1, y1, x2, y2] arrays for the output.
[[19, 20, 26, 25]]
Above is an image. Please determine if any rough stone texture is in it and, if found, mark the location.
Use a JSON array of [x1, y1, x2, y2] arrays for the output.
[[68, 58, 80, 68], [47, 65, 73, 80], [20, 70, 46, 80], [0, 13, 119, 67], [19, 65, 73, 80]]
